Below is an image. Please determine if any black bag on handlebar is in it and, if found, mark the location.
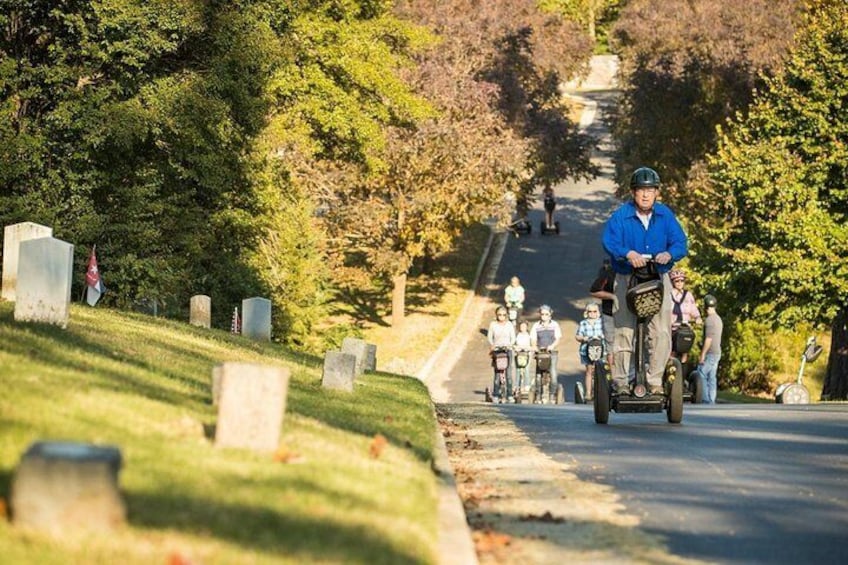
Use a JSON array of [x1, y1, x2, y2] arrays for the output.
[[672, 324, 695, 354], [535, 351, 551, 371], [626, 262, 664, 319]]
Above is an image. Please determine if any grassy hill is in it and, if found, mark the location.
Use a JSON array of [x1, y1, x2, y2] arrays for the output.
[[0, 302, 438, 564]]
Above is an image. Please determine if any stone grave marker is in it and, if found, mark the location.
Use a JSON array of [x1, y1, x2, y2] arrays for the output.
[[365, 343, 377, 372], [214, 362, 290, 452], [13, 237, 73, 329], [321, 351, 357, 392], [341, 337, 369, 376], [10, 441, 125, 533], [189, 294, 211, 328], [2, 221, 53, 301], [242, 297, 272, 341]]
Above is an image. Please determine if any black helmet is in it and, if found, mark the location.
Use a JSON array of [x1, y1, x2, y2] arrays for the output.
[[704, 294, 717, 308], [630, 167, 660, 189]]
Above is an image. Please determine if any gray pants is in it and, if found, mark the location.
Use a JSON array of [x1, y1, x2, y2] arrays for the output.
[[612, 272, 672, 389]]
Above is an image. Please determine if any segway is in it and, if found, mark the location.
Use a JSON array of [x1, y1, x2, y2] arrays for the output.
[[575, 337, 604, 404], [513, 348, 532, 404], [671, 322, 701, 403], [775, 336, 823, 404], [506, 301, 522, 328], [531, 350, 563, 404], [511, 217, 532, 235], [540, 192, 560, 235], [486, 346, 512, 404], [594, 257, 684, 424]]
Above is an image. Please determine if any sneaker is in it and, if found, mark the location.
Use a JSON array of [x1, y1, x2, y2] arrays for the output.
[[649, 385, 664, 395], [616, 385, 630, 395]]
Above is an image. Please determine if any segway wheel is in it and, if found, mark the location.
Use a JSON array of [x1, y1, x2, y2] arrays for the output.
[[781, 383, 811, 405], [539, 221, 546, 235], [692, 371, 704, 404], [666, 358, 684, 424], [574, 382, 585, 405], [484, 387, 493, 403], [556, 384, 564, 405], [594, 364, 610, 424], [554, 221, 560, 234], [527, 223, 532, 235], [514, 389, 522, 404]]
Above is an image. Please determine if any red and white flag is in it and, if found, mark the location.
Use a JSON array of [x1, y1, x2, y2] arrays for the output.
[[85, 245, 106, 306]]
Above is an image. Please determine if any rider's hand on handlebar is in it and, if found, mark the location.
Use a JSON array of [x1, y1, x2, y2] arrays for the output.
[[655, 251, 672, 265], [626, 251, 646, 268]]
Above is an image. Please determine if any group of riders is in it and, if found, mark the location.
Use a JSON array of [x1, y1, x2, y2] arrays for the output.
[[487, 166, 720, 404]]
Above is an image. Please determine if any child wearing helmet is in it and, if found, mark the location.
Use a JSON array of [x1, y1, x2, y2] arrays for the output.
[[576, 302, 605, 400]]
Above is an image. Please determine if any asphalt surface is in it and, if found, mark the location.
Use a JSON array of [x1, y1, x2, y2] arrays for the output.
[[502, 402, 848, 564]]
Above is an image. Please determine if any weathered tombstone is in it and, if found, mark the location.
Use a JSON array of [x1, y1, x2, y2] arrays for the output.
[[365, 343, 377, 372], [341, 337, 369, 376], [13, 237, 74, 329], [214, 362, 290, 452], [2, 221, 53, 302], [10, 441, 125, 534], [189, 294, 211, 328], [322, 351, 357, 392], [242, 297, 272, 341]]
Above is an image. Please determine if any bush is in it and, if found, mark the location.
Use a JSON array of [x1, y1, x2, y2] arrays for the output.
[[724, 318, 781, 394]]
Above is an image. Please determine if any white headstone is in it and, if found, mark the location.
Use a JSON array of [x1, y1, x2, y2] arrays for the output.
[[322, 351, 357, 392], [10, 441, 125, 534], [214, 362, 290, 452], [2, 222, 53, 301], [341, 337, 369, 376], [365, 343, 377, 372], [189, 295, 211, 328], [242, 297, 272, 341], [14, 237, 73, 329]]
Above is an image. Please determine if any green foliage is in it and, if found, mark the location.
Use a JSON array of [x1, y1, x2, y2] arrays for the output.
[[694, 0, 848, 328], [609, 0, 799, 195], [724, 318, 782, 394]]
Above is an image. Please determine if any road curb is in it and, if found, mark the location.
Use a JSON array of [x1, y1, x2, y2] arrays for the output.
[[419, 223, 505, 565]]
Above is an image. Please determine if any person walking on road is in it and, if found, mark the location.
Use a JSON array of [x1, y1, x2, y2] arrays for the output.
[[698, 295, 723, 404], [602, 166, 688, 395]]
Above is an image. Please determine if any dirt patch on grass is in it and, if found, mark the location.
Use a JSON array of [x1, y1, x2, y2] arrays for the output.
[[438, 403, 702, 565]]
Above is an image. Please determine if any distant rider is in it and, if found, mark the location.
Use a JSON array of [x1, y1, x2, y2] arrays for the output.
[[530, 304, 562, 387], [504, 276, 525, 322], [487, 306, 516, 401]]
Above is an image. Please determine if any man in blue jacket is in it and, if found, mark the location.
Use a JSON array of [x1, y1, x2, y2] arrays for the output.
[[602, 167, 688, 395]]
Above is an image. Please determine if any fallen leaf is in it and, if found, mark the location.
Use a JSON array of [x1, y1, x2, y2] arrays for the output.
[[272, 447, 304, 464], [383, 415, 394, 424], [473, 529, 512, 552], [167, 551, 196, 565], [369, 434, 388, 458]]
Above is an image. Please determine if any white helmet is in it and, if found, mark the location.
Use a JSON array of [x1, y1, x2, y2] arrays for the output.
[[539, 304, 552, 315]]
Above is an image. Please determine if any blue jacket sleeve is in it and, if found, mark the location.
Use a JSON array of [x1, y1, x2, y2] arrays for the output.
[[665, 210, 688, 262]]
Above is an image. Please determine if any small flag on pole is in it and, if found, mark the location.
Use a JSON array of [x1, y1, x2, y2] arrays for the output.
[[85, 245, 106, 306], [230, 306, 241, 334]]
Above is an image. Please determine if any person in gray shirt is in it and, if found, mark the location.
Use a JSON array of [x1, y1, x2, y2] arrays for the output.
[[698, 295, 723, 403]]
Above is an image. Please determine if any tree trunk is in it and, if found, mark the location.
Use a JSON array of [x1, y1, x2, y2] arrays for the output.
[[822, 306, 848, 400], [391, 272, 407, 328]]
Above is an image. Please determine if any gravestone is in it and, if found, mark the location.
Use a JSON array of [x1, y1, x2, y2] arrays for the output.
[[365, 343, 377, 372], [214, 362, 290, 452], [341, 337, 369, 376], [242, 297, 272, 341], [321, 351, 357, 392], [2, 221, 53, 301], [10, 441, 125, 533], [189, 295, 211, 328], [13, 237, 74, 329]]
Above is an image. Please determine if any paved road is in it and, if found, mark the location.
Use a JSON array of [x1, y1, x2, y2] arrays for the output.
[[502, 402, 848, 564], [437, 55, 848, 564]]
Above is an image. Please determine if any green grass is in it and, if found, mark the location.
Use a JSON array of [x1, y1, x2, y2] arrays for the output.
[[0, 302, 437, 564]]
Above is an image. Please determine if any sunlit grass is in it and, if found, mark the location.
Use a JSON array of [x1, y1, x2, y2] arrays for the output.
[[0, 301, 437, 564]]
